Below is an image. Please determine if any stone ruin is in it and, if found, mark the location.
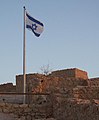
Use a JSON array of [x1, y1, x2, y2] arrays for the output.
[[16, 68, 88, 93], [16, 68, 99, 104], [0, 68, 99, 120]]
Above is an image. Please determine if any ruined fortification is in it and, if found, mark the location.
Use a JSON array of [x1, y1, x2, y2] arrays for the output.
[[16, 68, 98, 94], [16, 68, 88, 93], [0, 68, 99, 120]]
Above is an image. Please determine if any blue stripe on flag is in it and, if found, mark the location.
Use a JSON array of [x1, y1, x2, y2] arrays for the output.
[[26, 13, 44, 27]]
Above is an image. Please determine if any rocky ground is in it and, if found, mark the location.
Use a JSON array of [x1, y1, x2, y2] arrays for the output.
[[0, 112, 56, 120], [0, 113, 15, 120]]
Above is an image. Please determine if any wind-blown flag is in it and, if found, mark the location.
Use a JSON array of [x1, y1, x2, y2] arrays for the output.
[[26, 12, 44, 37]]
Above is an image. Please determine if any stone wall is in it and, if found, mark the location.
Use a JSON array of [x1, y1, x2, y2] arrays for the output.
[[75, 68, 88, 79], [39, 77, 88, 94], [16, 74, 88, 94], [73, 86, 99, 99], [16, 71, 88, 104], [16, 74, 46, 93], [16, 73, 99, 101], [0, 94, 54, 120], [53, 94, 99, 120], [0, 94, 23, 104], [0, 83, 16, 92], [16, 68, 89, 94], [16, 76, 88, 104], [51, 68, 88, 79], [0, 94, 99, 120], [88, 78, 99, 87], [0, 103, 53, 120], [16, 75, 23, 93]]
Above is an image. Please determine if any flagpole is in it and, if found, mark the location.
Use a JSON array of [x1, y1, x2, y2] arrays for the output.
[[23, 6, 26, 104]]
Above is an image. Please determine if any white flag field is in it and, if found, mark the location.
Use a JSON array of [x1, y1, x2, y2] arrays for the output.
[[26, 12, 44, 37]]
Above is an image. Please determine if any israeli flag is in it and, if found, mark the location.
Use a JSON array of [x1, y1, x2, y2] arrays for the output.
[[26, 12, 44, 37]]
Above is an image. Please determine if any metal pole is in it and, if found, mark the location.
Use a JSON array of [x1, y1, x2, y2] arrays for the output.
[[23, 6, 26, 104]]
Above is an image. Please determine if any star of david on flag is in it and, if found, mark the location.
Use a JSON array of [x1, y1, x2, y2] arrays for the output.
[[26, 12, 44, 37]]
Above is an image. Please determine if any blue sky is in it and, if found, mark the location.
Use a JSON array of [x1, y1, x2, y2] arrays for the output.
[[0, 0, 99, 84]]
